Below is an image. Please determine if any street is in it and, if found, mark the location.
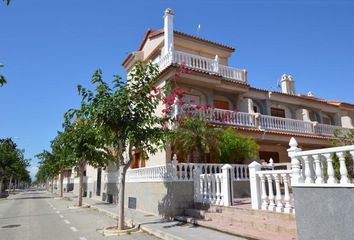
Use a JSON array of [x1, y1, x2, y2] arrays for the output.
[[0, 190, 159, 240]]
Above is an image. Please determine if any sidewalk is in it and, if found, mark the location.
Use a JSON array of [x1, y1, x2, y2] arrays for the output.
[[58, 192, 247, 240]]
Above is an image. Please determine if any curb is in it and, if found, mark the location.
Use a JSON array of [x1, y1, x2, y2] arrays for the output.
[[83, 201, 184, 240]]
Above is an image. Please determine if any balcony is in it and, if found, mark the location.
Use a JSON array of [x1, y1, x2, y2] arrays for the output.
[[158, 49, 247, 83], [177, 105, 352, 137]]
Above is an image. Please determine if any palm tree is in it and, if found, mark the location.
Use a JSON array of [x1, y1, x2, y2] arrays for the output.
[[171, 116, 222, 163]]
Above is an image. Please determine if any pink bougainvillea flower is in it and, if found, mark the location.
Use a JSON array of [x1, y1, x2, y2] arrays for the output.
[[175, 72, 181, 78], [235, 108, 240, 112], [190, 99, 195, 104], [178, 100, 185, 106], [196, 104, 202, 110]]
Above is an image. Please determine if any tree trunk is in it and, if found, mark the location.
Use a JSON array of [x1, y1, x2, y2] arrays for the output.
[[8, 175, 12, 195], [13, 179, 16, 191], [118, 163, 130, 230], [60, 170, 64, 198], [51, 179, 54, 193], [0, 177, 4, 197], [78, 163, 85, 207]]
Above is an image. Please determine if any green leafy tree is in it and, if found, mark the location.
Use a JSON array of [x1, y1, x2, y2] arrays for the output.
[[218, 128, 259, 164], [0, 138, 30, 195], [329, 129, 354, 180], [51, 132, 73, 197], [61, 117, 111, 207], [0, 75, 6, 86], [171, 116, 223, 163], [35, 150, 59, 193], [69, 61, 170, 230], [2, 0, 10, 5]]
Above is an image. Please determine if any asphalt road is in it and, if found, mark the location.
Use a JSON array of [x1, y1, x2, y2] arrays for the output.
[[0, 190, 159, 240]]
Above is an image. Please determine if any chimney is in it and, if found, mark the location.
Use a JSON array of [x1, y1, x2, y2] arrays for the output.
[[164, 8, 174, 55], [280, 74, 295, 95]]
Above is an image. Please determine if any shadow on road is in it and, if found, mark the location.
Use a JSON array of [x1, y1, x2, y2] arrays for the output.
[[10, 196, 52, 200]]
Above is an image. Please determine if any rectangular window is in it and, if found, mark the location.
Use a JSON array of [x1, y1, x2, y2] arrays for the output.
[[259, 151, 280, 163], [183, 94, 201, 105], [214, 100, 229, 110], [271, 107, 285, 118]]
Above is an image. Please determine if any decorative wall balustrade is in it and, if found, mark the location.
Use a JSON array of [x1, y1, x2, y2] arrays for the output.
[[288, 137, 354, 186], [259, 115, 314, 134], [177, 104, 352, 137], [124, 154, 249, 184], [198, 173, 225, 206], [249, 162, 294, 214], [158, 49, 247, 83]]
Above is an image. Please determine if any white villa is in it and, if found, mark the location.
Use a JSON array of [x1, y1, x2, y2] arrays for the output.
[[54, 9, 354, 240]]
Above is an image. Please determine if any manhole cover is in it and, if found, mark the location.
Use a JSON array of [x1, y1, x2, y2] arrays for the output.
[[2, 224, 21, 229]]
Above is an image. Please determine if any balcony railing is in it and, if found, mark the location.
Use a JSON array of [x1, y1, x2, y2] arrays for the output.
[[259, 114, 314, 134], [177, 105, 352, 137], [158, 49, 247, 83]]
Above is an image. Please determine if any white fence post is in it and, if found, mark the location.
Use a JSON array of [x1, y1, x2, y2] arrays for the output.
[[171, 154, 178, 181], [248, 161, 262, 209], [221, 164, 232, 207], [193, 166, 202, 202], [288, 137, 303, 184]]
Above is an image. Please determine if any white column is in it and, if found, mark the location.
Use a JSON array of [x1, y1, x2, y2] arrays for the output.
[[221, 164, 232, 207], [303, 156, 314, 184], [171, 154, 178, 180], [274, 174, 284, 213], [215, 175, 221, 205], [288, 137, 303, 184], [214, 55, 219, 73], [164, 8, 174, 55], [323, 153, 337, 184], [248, 161, 262, 210], [337, 152, 349, 184], [266, 174, 276, 211], [260, 173, 268, 210], [282, 173, 292, 213], [193, 166, 202, 202], [313, 154, 324, 184]]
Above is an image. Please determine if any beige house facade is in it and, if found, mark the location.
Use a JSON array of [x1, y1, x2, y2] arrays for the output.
[[54, 8, 354, 209], [122, 8, 354, 167]]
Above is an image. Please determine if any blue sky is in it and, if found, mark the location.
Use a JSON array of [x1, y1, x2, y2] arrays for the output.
[[1, 0, 353, 179]]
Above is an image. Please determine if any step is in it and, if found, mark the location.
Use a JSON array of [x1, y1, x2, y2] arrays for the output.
[[194, 203, 296, 221], [185, 209, 296, 235], [175, 216, 297, 240]]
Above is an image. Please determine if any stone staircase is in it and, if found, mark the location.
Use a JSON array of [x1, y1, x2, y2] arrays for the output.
[[175, 204, 297, 240]]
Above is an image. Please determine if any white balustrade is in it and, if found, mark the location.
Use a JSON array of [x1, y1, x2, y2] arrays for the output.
[[125, 165, 173, 182], [158, 49, 247, 83], [288, 137, 354, 186], [196, 164, 233, 206], [176, 104, 353, 137], [314, 123, 351, 136], [178, 105, 256, 128], [260, 115, 314, 134], [249, 162, 294, 213]]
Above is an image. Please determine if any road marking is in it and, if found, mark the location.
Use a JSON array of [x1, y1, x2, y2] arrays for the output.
[[64, 219, 71, 224], [56, 211, 60, 214], [59, 215, 64, 218], [70, 226, 78, 232], [79, 237, 87, 240], [53, 207, 56, 210]]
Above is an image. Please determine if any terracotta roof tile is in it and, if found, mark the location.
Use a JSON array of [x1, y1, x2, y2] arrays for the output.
[[250, 87, 354, 108], [209, 123, 336, 140], [137, 28, 235, 52]]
